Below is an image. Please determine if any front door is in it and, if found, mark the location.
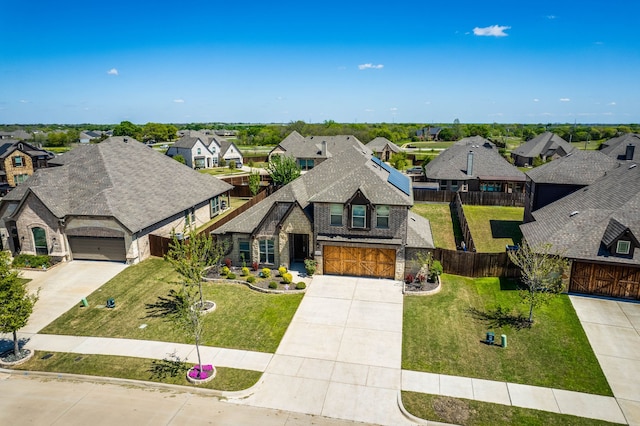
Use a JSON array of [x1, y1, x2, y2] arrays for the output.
[[292, 234, 309, 262]]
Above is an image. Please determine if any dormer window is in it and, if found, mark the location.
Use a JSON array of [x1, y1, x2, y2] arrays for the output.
[[352, 205, 366, 228], [617, 240, 631, 255]]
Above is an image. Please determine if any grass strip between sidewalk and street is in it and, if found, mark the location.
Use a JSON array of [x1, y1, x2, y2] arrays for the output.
[[403, 274, 612, 396], [12, 351, 261, 392], [401, 392, 619, 426], [40, 258, 303, 353]]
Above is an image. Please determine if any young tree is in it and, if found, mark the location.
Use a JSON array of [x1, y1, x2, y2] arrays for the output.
[[0, 252, 38, 357], [389, 151, 408, 170], [173, 154, 186, 165], [248, 169, 261, 197], [267, 155, 301, 186], [508, 241, 569, 323]]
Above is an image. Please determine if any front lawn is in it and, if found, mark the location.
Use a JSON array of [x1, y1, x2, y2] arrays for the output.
[[402, 274, 611, 395], [40, 258, 303, 353], [462, 205, 523, 252], [15, 351, 260, 392], [411, 203, 458, 250]]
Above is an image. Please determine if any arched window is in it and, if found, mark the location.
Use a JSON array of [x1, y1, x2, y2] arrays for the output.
[[32, 227, 48, 255]]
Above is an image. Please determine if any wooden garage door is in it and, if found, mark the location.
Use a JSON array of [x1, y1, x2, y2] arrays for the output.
[[323, 246, 396, 279], [68, 237, 126, 262], [570, 261, 640, 300]]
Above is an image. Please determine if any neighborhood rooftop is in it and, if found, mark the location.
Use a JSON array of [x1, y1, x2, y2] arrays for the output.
[[525, 150, 619, 185]]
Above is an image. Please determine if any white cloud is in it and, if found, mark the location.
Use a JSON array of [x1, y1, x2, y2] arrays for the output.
[[19, 100, 28, 103], [390, 107, 398, 111], [173, 99, 185, 103], [107, 68, 119, 76], [364, 109, 374, 112], [608, 101, 616, 106], [547, 15, 556, 20], [533, 98, 539, 102], [559, 98, 571, 102], [473, 25, 511, 37], [358, 63, 384, 70]]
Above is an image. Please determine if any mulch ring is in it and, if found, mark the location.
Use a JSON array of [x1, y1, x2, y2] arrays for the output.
[[0, 348, 33, 367]]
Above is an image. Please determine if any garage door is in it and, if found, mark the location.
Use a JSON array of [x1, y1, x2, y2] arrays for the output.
[[323, 246, 396, 279], [68, 237, 126, 262]]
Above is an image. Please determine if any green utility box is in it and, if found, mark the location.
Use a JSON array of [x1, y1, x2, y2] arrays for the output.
[[81, 298, 89, 307], [501, 334, 507, 348]]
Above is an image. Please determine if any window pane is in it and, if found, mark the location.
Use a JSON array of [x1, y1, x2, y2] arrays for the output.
[[376, 205, 390, 228], [617, 240, 630, 255], [239, 240, 250, 262], [330, 204, 342, 226], [352, 205, 366, 228]]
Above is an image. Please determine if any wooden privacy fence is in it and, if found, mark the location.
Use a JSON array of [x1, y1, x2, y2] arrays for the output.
[[413, 189, 525, 206], [432, 248, 520, 278], [452, 193, 476, 252], [149, 190, 268, 257]]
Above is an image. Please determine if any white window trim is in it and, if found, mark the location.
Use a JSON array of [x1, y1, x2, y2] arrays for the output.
[[617, 240, 631, 255], [259, 239, 275, 264]]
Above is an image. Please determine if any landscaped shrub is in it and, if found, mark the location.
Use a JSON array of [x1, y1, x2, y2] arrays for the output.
[[405, 273, 415, 284], [227, 273, 236, 279], [12, 254, 51, 269], [246, 276, 256, 284], [278, 266, 287, 277], [282, 272, 293, 284], [268, 281, 278, 289], [221, 266, 230, 276], [261, 268, 271, 278], [295, 282, 306, 290], [430, 260, 443, 278], [252, 261, 259, 271], [224, 258, 232, 268], [241, 267, 250, 276], [304, 258, 316, 276]]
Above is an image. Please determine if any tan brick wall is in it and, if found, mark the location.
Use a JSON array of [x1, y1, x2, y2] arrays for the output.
[[14, 193, 66, 257], [4, 152, 34, 187], [278, 206, 313, 267]]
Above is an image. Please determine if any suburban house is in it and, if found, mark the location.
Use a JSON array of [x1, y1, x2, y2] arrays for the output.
[[523, 151, 618, 222], [166, 135, 216, 169], [366, 137, 402, 162], [0, 137, 232, 263], [423, 136, 526, 192], [416, 127, 442, 141], [0, 130, 33, 140], [0, 140, 54, 188], [510, 131, 575, 167], [218, 139, 243, 168], [520, 161, 640, 300], [599, 133, 640, 162], [79, 130, 107, 143], [268, 131, 366, 171], [213, 145, 434, 280]]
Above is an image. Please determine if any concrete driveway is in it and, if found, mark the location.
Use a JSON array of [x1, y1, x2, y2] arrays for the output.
[[237, 275, 411, 426], [570, 295, 640, 425], [18, 260, 128, 334]]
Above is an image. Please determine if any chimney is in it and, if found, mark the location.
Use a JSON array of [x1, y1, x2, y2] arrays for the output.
[[467, 151, 474, 176], [626, 144, 635, 160], [321, 140, 327, 157]]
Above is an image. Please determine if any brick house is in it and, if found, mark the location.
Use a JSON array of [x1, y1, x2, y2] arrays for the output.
[[511, 131, 575, 167], [0, 137, 232, 263], [213, 144, 434, 280], [0, 140, 54, 188], [366, 137, 402, 162]]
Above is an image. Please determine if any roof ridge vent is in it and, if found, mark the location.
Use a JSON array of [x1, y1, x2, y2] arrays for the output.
[[570, 211, 579, 217], [629, 164, 637, 169]]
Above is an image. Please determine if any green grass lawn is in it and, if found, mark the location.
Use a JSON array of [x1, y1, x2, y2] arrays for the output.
[[15, 351, 260, 392], [402, 274, 611, 395], [402, 392, 617, 426], [41, 258, 303, 353], [198, 167, 246, 176], [411, 203, 458, 250], [463, 205, 523, 252], [401, 141, 455, 150]]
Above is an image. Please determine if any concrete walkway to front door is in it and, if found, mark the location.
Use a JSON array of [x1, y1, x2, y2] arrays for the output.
[[235, 275, 412, 425]]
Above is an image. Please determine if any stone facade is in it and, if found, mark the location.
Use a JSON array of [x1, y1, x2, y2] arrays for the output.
[[278, 206, 313, 267], [12, 193, 65, 257], [4, 151, 34, 187]]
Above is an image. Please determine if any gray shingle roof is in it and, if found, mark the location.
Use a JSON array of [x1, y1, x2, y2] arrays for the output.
[[424, 136, 525, 181], [172, 135, 207, 149], [600, 133, 640, 161], [406, 211, 435, 248], [512, 132, 575, 158], [525, 150, 619, 185], [3, 137, 232, 233], [366, 137, 401, 154], [273, 132, 369, 159], [214, 146, 413, 234], [521, 162, 640, 264]]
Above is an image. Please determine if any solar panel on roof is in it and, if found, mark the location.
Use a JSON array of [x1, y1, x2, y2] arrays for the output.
[[371, 156, 411, 196]]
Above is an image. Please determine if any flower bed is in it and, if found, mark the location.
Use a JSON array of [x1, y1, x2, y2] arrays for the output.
[[204, 266, 306, 293]]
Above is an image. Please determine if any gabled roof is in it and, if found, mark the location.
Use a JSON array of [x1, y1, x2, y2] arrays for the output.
[[521, 162, 640, 264], [3, 137, 232, 233], [600, 133, 640, 161], [171, 135, 209, 150], [0, 140, 52, 160], [219, 140, 241, 157], [272, 132, 369, 159], [366, 137, 401, 154], [525, 150, 618, 185], [512, 132, 575, 158], [214, 146, 413, 235], [424, 136, 525, 181]]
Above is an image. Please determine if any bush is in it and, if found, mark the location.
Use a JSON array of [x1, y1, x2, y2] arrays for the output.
[[252, 261, 259, 271], [246, 276, 256, 284], [295, 282, 306, 290], [12, 254, 51, 269], [224, 258, 232, 268], [430, 260, 443, 276], [278, 266, 287, 277], [227, 273, 236, 280], [405, 273, 415, 284], [221, 266, 230, 276], [241, 267, 250, 276], [261, 268, 271, 278], [268, 281, 278, 289], [228, 161, 236, 170], [282, 272, 293, 284], [304, 258, 316, 276]]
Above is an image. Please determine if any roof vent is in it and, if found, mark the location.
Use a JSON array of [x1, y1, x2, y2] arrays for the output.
[[629, 164, 637, 169], [570, 211, 579, 217], [123, 137, 128, 143]]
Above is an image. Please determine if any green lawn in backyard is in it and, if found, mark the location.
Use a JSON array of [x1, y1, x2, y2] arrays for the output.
[[40, 258, 303, 353], [402, 392, 618, 426], [463, 205, 523, 252], [402, 274, 611, 395], [196, 197, 250, 232], [14, 351, 260, 392], [198, 167, 246, 176], [411, 203, 458, 250], [401, 141, 455, 150]]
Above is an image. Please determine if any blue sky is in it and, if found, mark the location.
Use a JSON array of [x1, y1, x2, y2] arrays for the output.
[[1, 0, 638, 124]]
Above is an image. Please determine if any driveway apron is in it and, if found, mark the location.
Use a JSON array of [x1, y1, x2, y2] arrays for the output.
[[235, 275, 412, 425]]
